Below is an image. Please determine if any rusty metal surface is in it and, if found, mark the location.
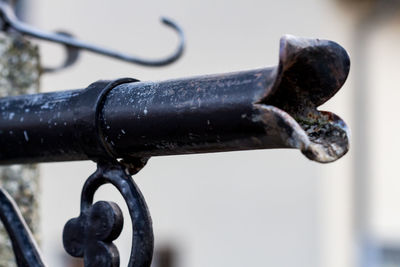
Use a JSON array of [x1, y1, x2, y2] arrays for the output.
[[259, 35, 350, 162], [0, 35, 349, 164]]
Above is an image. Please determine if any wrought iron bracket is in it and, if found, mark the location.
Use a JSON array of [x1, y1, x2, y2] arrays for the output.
[[0, 35, 351, 266], [0, 35, 350, 165]]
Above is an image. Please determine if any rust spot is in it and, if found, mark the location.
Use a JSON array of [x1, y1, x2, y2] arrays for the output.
[[255, 35, 350, 163]]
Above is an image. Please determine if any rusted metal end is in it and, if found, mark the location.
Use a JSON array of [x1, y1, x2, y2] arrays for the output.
[[254, 35, 350, 162]]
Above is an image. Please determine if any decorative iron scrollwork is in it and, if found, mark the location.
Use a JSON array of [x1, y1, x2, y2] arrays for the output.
[[63, 201, 124, 266], [0, 160, 153, 267], [63, 161, 154, 267]]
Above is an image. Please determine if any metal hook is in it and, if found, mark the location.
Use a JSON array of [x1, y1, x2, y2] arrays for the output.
[[0, 2, 185, 72]]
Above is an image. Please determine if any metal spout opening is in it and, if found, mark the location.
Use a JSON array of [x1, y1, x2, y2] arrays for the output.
[[256, 35, 350, 163]]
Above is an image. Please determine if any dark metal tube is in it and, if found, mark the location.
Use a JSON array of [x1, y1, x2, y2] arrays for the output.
[[0, 69, 273, 163], [101, 68, 275, 158], [0, 88, 86, 163], [0, 35, 351, 164]]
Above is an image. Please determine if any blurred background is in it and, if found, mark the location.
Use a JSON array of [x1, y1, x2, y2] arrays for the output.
[[11, 0, 400, 266]]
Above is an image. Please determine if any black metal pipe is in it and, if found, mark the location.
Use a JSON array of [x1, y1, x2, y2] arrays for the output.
[[0, 35, 350, 165]]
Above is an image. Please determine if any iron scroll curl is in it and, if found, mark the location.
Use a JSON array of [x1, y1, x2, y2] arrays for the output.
[[63, 161, 154, 267], [0, 160, 153, 267]]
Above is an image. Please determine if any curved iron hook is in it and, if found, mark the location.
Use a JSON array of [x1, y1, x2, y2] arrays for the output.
[[42, 31, 81, 73], [0, 2, 185, 68]]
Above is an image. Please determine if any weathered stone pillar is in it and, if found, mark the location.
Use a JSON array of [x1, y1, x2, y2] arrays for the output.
[[0, 33, 41, 266]]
